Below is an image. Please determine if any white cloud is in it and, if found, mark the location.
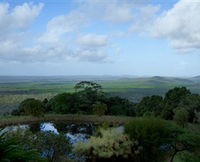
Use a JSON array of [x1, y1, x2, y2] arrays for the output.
[[153, 0, 200, 52], [0, 2, 44, 61], [103, 3, 134, 24], [38, 11, 87, 43], [77, 34, 108, 47], [0, 2, 43, 34]]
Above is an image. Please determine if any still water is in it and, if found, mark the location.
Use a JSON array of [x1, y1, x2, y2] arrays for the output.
[[4, 122, 97, 144]]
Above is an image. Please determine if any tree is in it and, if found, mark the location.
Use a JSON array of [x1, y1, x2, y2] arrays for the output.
[[19, 98, 44, 117], [136, 95, 163, 117], [125, 117, 200, 162], [105, 96, 136, 116], [164, 87, 191, 107], [74, 81, 102, 92], [125, 117, 173, 162], [173, 108, 189, 127], [162, 87, 191, 120], [93, 102, 107, 116], [178, 94, 200, 122]]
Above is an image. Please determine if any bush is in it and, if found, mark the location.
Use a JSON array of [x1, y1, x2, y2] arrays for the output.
[[19, 98, 44, 117], [0, 129, 45, 162], [125, 117, 200, 162], [173, 108, 189, 127], [11, 108, 21, 116], [125, 117, 179, 162], [7, 129, 72, 162], [93, 102, 107, 116], [74, 127, 137, 161]]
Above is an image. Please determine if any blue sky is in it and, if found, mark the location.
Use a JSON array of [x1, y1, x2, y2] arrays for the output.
[[0, 0, 200, 76]]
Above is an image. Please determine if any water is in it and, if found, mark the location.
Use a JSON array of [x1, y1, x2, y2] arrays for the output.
[[1, 122, 99, 161], [3, 122, 97, 144]]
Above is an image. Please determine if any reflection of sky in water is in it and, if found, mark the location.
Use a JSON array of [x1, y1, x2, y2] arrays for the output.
[[41, 123, 91, 144], [3, 122, 93, 145], [2, 124, 28, 133], [66, 133, 89, 144], [41, 123, 58, 134]]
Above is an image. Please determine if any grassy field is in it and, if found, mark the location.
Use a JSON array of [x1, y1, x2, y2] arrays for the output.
[[0, 76, 200, 114]]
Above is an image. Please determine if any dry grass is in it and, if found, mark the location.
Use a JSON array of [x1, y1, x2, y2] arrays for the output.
[[0, 114, 133, 127]]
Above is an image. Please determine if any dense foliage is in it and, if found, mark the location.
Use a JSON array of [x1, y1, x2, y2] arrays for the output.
[[0, 129, 45, 162], [125, 117, 200, 162], [6, 128, 72, 162], [12, 98, 44, 117], [12, 82, 200, 126]]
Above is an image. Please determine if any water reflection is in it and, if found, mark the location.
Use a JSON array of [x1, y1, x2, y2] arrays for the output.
[[25, 122, 96, 144]]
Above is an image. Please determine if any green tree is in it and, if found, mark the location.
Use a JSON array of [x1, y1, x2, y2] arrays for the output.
[[178, 94, 200, 122], [19, 98, 44, 117], [93, 102, 107, 116], [162, 87, 191, 120], [136, 95, 163, 117], [125, 117, 172, 162], [105, 96, 136, 116], [125, 117, 200, 162], [173, 108, 189, 127], [74, 81, 102, 92]]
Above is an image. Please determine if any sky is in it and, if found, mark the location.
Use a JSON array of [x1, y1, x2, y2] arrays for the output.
[[0, 0, 200, 77]]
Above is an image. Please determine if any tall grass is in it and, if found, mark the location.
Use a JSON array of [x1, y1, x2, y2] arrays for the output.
[[0, 114, 133, 127]]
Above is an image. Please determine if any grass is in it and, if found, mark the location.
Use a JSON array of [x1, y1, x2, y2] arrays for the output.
[[0, 114, 133, 127]]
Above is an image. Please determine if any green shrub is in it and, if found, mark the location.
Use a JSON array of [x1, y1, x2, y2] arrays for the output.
[[0, 129, 45, 162], [125, 117, 178, 162], [7, 129, 72, 162], [173, 108, 189, 127], [19, 98, 44, 117], [93, 102, 107, 116]]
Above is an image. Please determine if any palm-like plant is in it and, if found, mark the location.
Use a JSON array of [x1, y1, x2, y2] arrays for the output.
[[0, 129, 45, 162]]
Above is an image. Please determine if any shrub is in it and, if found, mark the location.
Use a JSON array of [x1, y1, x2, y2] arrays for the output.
[[19, 98, 44, 117], [125, 117, 178, 162], [0, 129, 45, 162], [7, 129, 72, 162], [93, 102, 107, 116], [173, 108, 189, 127], [74, 127, 137, 161], [125, 117, 200, 162]]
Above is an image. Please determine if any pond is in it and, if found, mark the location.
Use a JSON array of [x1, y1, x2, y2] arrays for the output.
[[3, 122, 97, 143], [2, 122, 122, 162]]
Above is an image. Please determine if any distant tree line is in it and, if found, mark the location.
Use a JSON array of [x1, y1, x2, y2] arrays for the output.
[[12, 81, 200, 126]]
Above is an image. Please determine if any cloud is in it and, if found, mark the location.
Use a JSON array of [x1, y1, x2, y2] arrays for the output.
[[103, 3, 134, 24], [77, 34, 108, 47], [0, 2, 44, 61], [38, 11, 87, 43], [152, 0, 200, 52], [0, 2, 43, 35]]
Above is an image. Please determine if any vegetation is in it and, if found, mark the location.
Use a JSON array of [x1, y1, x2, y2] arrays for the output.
[[1, 76, 200, 114], [1, 80, 200, 162], [173, 108, 189, 127], [12, 98, 44, 117], [0, 129, 45, 162], [125, 117, 200, 162], [75, 127, 134, 161], [93, 102, 108, 116]]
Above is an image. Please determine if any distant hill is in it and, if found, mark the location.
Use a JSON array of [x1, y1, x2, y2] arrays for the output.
[[191, 75, 200, 81]]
